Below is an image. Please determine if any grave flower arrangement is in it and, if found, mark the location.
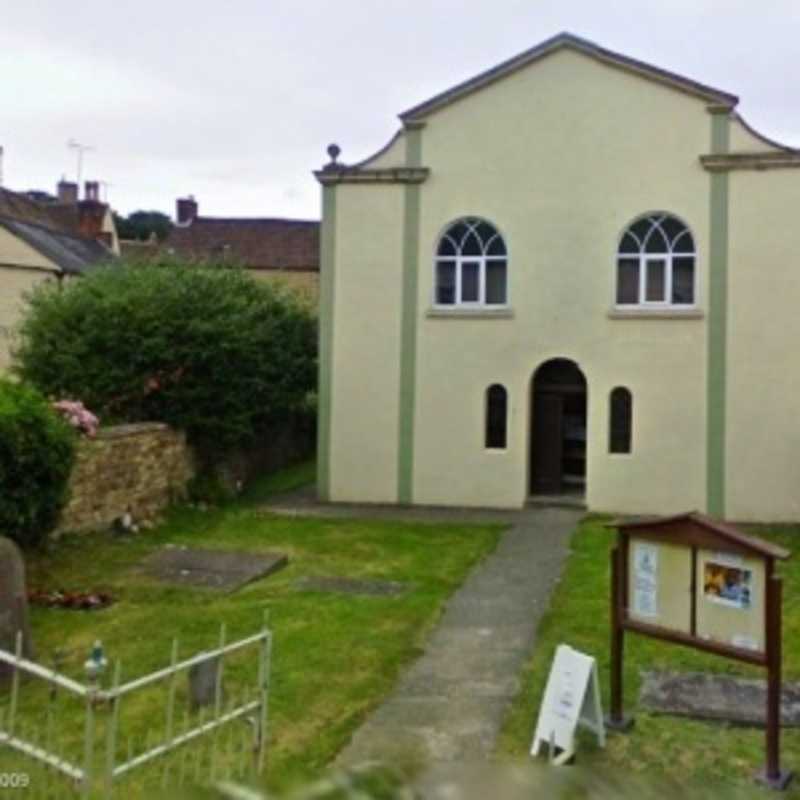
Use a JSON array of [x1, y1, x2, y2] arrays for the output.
[[52, 400, 100, 437]]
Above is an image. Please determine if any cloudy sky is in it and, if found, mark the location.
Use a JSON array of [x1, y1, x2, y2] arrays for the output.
[[2, 1, 798, 221]]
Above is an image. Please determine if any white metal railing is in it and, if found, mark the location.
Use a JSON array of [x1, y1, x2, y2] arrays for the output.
[[0, 614, 272, 798]]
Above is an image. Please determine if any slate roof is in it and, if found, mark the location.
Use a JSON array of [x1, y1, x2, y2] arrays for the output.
[[0, 187, 112, 274], [400, 31, 739, 121], [165, 217, 319, 271], [0, 217, 111, 275]]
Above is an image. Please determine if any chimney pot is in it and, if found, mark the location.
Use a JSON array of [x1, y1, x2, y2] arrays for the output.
[[84, 181, 100, 202], [57, 179, 78, 204], [176, 196, 198, 226]]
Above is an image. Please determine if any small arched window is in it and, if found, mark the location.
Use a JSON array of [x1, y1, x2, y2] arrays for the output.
[[617, 213, 695, 306], [486, 384, 508, 449], [436, 218, 507, 307], [609, 387, 632, 454]]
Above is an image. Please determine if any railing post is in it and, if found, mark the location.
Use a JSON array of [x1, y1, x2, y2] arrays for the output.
[[256, 617, 272, 774], [105, 660, 122, 797]]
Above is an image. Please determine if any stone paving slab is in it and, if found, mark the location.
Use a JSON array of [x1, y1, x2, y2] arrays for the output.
[[142, 546, 288, 592]]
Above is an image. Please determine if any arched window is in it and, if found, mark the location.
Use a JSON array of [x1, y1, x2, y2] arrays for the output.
[[616, 214, 695, 306], [609, 387, 632, 454], [486, 384, 508, 449], [436, 218, 507, 306]]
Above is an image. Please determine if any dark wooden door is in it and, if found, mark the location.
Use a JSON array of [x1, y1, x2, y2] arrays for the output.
[[531, 392, 563, 494]]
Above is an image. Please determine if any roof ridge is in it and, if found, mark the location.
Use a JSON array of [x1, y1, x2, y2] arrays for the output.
[[193, 216, 319, 225]]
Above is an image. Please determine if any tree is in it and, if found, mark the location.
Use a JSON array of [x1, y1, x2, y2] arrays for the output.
[[13, 261, 317, 458], [114, 210, 173, 242]]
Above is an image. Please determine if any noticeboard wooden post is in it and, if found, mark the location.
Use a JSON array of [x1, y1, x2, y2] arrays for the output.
[[606, 511, 792, 791]]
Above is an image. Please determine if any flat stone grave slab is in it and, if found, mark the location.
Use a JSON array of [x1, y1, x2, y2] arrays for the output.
[[294, 576, 408, 597], [143, 547, 288, 592], [640, 671, 800, 727]]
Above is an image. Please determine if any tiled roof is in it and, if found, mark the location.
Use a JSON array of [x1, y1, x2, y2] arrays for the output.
[[165, 217, 319, 271]]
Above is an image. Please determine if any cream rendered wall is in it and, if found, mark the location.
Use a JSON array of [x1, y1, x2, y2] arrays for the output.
[[411, 48, 710, 512], [726, 169, 800, 521], [0, 227, 59, 369], [328, 183, 405, 502]]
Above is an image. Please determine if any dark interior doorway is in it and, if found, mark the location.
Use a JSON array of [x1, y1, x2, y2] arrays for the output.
[[530, 359, 587, 496]]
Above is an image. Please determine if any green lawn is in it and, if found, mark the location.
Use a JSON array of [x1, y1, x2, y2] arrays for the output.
[[498, 516, 800, 797], [5, 462, 501, 796]]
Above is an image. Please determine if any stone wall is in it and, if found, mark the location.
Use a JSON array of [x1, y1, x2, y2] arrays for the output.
[[57, 423, 194, 534]]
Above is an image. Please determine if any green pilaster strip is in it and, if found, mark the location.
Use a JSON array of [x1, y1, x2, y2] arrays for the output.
[[317, 184, 337, 500], [706, 110, 730, 517], [397, 125, 423, 504]]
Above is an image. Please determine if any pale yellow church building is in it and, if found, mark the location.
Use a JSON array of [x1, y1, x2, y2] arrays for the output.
[[315, 33, 800, 522]]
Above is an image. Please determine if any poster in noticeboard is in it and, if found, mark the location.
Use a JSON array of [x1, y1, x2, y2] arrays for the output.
[[696, 550, 765, 653], [627, 539, 691, 634]]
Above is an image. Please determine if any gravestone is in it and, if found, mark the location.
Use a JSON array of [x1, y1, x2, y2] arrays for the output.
[[640, 671, 800, 727], [143, 547, 288, 592], [188, 654, 221, 709], [0, 537, 34, 684]]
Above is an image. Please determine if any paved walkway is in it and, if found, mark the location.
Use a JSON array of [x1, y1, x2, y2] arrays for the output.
[[261, 490, 582, 768]]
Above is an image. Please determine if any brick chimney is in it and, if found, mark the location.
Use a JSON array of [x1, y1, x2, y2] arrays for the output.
[[176, 196, 198, 226], [57, 179, 78, 204], [78, 181, 107, 240]]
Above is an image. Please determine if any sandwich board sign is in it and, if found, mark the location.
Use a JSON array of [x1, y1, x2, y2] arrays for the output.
[[531, 644, 605, 764]]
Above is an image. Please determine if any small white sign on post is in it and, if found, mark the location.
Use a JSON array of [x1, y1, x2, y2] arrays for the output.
[[530, 644, 605, 765]]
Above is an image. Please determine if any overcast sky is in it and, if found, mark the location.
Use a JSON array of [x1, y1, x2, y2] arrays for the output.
[[2, 1, 798, 221]]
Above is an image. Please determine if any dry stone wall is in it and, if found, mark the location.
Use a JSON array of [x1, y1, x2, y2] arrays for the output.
[[57, 423, 194, 534]]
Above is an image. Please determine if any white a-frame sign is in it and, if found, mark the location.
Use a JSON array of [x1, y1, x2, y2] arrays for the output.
[[531, 644, 606, 765]]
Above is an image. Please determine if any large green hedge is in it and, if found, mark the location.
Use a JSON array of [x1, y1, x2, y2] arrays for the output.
[[0, 379, 76, 548], [13, 262, 317, 456]]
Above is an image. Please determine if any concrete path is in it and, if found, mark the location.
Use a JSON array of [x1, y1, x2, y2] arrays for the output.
[[261, 490, 581, 768]]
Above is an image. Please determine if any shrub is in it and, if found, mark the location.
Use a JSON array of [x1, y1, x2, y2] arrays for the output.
[[0, 379, 76, 548], [14, 262, 317, 458]]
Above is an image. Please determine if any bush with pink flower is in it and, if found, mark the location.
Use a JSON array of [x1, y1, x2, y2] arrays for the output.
[[52, 400, 100, 437]]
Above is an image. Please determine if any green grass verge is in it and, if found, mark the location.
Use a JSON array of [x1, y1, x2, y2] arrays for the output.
[[497, 516, 800, 797], [6, 463, 501, 796]]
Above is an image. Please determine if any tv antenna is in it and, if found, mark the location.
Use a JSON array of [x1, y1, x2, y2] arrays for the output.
[[67, 139, 94, 186]]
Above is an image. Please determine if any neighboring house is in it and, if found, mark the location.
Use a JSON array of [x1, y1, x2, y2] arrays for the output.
[[315, 32, 800, 522], [164, 197, 319, 301], [0, 180, 118, 369]]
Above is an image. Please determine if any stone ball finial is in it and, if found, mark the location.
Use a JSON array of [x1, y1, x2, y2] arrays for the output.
[[327, 143, 341, 164]]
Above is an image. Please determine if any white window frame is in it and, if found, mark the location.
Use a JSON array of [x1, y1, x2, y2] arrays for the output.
[[434, 218, 508, 308], [616, 214, 697, 309]]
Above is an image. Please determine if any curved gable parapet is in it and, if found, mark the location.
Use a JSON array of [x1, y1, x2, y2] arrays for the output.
[[730, 112, 800, 154], [350, 129, 406, 170]]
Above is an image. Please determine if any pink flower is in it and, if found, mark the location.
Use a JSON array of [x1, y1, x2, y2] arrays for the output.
[[52, 400, 100, 437]]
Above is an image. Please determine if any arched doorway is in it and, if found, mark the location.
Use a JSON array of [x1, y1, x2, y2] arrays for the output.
[[530, 359, 587, 496]]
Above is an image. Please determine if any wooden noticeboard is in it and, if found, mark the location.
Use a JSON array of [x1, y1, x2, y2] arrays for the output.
[[607, 512, 792, 790]]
